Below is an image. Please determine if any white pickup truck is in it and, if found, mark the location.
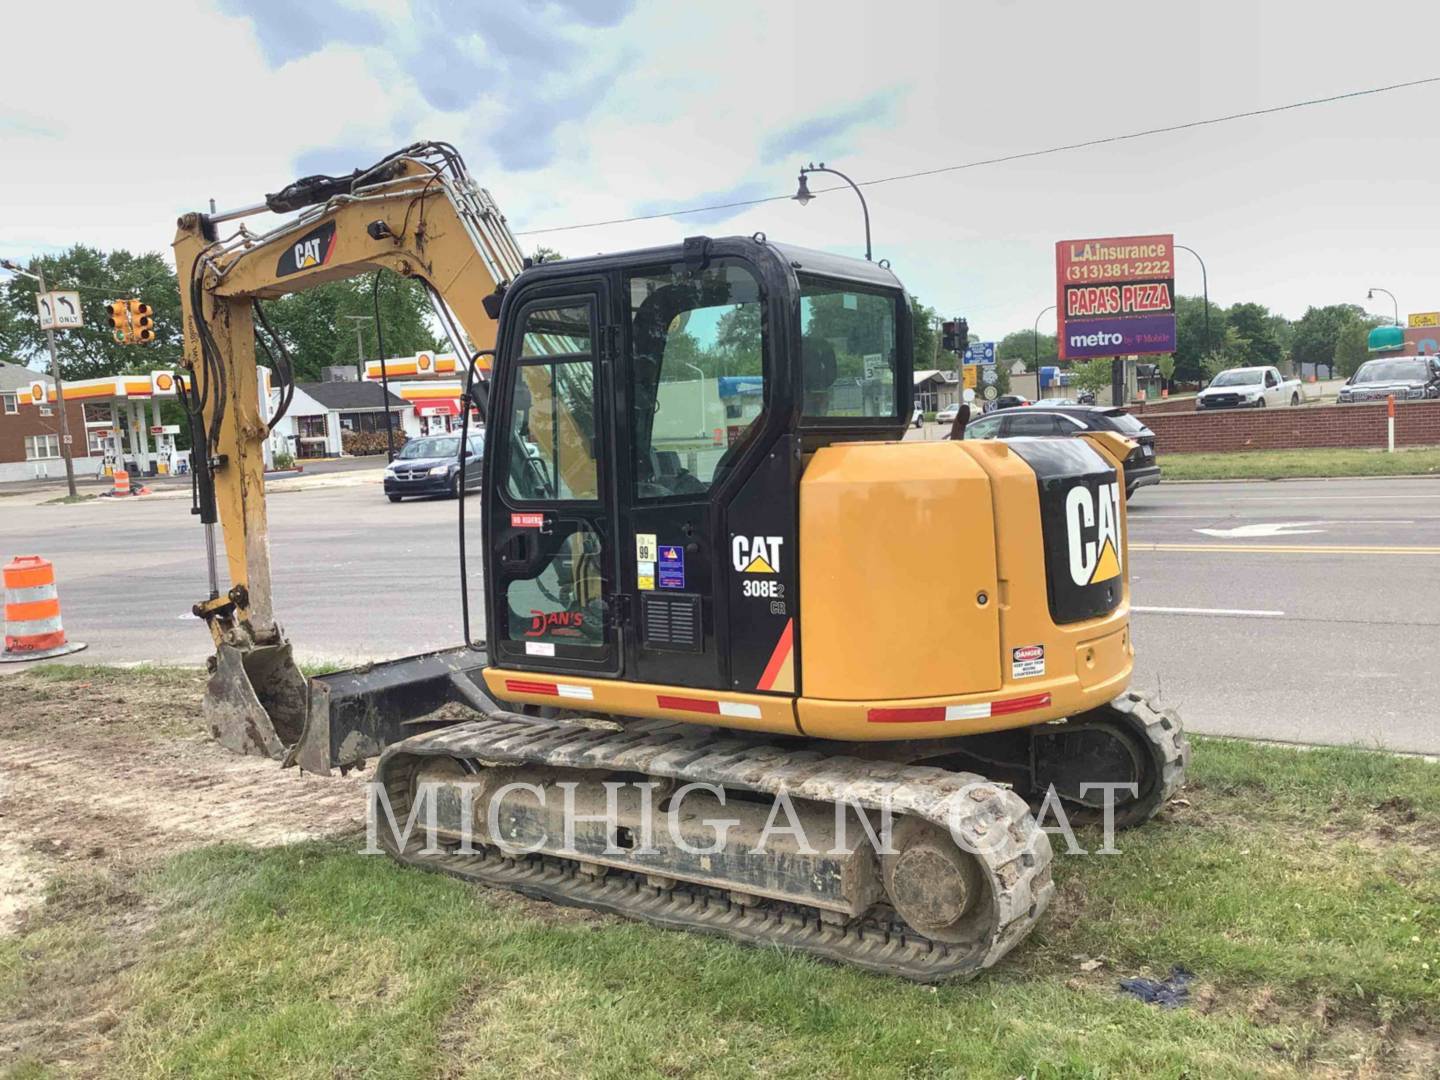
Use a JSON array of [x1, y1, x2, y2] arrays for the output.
[[1195, 366, 1302, 410]]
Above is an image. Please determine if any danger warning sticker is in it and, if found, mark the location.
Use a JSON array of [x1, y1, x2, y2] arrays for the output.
[[1012, 644, 1045, 679]]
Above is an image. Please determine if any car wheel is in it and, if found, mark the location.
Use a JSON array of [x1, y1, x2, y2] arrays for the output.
[[1125, 484, 1137, 499], [1255, 398, 1266, 408], [450, 473, 462, 499], [387, 494, 402, 503], [1291, 393, 1300, 406]]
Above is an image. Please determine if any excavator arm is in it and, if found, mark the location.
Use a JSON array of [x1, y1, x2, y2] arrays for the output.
[[173, 142, 524, 766]]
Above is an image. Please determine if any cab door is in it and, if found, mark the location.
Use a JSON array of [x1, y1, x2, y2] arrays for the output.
[[484, 282, 621, 676]]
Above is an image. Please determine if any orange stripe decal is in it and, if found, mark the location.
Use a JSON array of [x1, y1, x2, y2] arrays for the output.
[[756, 618, 794, 692], [6, 598, 61, 622]]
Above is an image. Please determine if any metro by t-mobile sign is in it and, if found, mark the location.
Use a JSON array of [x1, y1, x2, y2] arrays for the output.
[[1056, 234, 1177, 359]]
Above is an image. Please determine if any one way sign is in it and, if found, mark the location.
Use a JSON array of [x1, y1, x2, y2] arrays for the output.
[[37, 290, 83, 330]]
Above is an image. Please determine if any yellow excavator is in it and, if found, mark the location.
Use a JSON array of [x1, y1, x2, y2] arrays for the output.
[[174, 142, 1187, 981]]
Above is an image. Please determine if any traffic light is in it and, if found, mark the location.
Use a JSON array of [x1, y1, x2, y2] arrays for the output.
[[129, 300, 155, 344], [941, 317, 970, 355], [107, 300, 131, 344]]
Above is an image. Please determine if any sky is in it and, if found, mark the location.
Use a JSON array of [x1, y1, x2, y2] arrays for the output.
[[2, 0, 1439, 343]]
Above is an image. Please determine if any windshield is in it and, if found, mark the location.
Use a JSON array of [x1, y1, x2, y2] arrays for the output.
[[399, 437, 461, 459], [1107, 411, 1148, 434], [798, 276, 900, 419], [1210, 369, 1263, 387], [1355, 359, 1427, 384]]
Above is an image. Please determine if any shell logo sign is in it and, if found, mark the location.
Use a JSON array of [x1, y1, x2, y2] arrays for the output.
[[29, 383, 46, 404], [153, 371, 175, 393], [417, 352, 433, 372]]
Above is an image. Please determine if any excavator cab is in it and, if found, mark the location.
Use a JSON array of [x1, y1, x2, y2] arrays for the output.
[[481, 235, 910, 697]]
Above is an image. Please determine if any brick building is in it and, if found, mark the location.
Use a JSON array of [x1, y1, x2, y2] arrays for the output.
[[0, 360, 95, 483]]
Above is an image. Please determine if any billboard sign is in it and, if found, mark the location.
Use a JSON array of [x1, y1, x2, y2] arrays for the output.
[[1056, 234, 1175, 360], [1408, 312, 1440, 328]]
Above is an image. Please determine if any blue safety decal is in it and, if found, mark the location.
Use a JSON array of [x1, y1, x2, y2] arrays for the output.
[[657, 545, 686, 589]]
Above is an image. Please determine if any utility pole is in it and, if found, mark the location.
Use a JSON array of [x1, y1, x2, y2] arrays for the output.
[[2, 260, 78, 497], [343, 315, 375, 381]]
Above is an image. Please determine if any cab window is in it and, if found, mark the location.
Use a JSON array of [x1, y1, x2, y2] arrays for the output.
[[798, 276, 900, 419], [626, 259, 765, 499], [505, 303, 599, 502]]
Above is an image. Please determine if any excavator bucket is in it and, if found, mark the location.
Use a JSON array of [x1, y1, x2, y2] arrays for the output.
[[203, 642, 494, 775]]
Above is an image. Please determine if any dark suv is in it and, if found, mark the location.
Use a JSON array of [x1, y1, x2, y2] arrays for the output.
[[1337, 356, 1440, 404], [963, 405, 1160, 497], [383, 433, 484, 501]]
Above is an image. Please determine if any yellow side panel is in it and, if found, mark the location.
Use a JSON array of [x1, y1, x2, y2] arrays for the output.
[[799, 440, 1001, 700]]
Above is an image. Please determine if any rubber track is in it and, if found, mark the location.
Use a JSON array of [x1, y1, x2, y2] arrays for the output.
[[1105, 691, 1190, 827], [375, 716, 1056, 982]]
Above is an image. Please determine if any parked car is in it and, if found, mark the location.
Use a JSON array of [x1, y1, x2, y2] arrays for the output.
[[1195, 365, 1301, 410], [935, 402, 960, 425], [992, 393, 1031, 410], [963, 405, 1160, 497], [383, 432, 484, 501], [1337, 356, 1440, 404], [1032, 397, 1079, 407]]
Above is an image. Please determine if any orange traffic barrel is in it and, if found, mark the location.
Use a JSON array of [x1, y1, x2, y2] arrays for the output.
[[1, 556, 87, 662], [112, 469, 131, 496]]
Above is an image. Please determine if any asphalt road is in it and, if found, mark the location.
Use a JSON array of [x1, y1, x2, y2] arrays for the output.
[[2, 474, 1438, 754]]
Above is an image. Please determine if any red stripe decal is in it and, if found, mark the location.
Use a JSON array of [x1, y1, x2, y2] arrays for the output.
[[867, 706, 947, 724], [756, 618, 794, 692], [506, 679, 559, 696], [991, 692, 1052, 716], [656, 695, 721, 714]]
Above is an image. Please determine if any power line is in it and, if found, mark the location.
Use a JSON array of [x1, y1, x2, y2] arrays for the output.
[[515, 75, 1440, 237]]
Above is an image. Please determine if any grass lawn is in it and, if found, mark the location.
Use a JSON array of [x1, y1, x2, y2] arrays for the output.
[[1160, 446, 1440, 481], [3, 726, 1438, 1076]]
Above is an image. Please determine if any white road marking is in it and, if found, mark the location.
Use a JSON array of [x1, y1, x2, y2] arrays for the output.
[[1133, 605, 1285, 618], [1193, 522, 1326, 538]]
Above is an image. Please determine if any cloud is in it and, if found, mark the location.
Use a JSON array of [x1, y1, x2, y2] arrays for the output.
[[218, 0, 384, 66], [291, 144, 392, 179], [633, 180, 779, 227], [759, 90, 900, 164]]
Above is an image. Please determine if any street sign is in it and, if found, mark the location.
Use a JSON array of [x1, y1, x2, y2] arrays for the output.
[[37, 291, 83, 331], [149, 424, 180, 436], [963, 341, 996, 365], [1056, 235, 1175, 359], [981, 366, 999, 386], [962, 365, 978, 389], [982, 384, 998, 401]]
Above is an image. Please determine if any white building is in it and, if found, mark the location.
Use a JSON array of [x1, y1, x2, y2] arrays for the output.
[[270, 382, 410, 459]]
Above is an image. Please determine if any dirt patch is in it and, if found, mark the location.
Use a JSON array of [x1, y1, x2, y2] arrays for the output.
[[0, 668, 366, 1074]]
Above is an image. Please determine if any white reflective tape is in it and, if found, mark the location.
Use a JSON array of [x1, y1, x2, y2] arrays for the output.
[[5, 584, 57, 605], [718, 702, 763, 719], [943, 703, 993, 721], [557, 684, 594, 700], [6, 615, 63, 636]]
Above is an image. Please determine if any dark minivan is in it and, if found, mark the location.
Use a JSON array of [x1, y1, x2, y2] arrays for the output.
[[963, 405, 1160, 497], [383, 433, 484, 501]]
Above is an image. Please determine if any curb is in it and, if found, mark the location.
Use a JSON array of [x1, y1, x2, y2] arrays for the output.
[[1161, 473, 1440, 485]]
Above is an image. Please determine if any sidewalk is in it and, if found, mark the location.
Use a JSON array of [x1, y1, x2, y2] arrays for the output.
[[0, 464, 386, 508]]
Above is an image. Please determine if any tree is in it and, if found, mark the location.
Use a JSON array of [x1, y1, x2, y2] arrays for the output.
[[1156, 354, 1176, 384], [0, 246, 183, 380], [1071, 357, 1114, 395], [911, 298, 938, 370], [257, 274, 444, 381], [1225, 302, 1282, 368], [530, 246, 563, 264], [998, 329, 1057, 372], [1333, 318, 1374, 378], [1291, 304, 1367, 380], [1171, 294, 1227, 383]]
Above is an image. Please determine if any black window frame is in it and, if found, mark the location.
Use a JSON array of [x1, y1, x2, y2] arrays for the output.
[[795, 272, 910, 432]]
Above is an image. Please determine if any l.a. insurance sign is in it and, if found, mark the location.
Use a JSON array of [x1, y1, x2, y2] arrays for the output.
[[1056, 234, 1176, 360]]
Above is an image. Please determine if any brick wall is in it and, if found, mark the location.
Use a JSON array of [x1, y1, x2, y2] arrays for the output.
[[0, 396, 88, 465], [1129, 396, 1200, 416], [1145, 399, 1440, 455]]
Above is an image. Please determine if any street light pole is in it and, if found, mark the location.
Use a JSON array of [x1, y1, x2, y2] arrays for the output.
[[1175, 245, 1209, 358], [1033, 305, 1056, 370], [1, 259, 77, 497], [1367, 287, 1399, 326], [793, 163, 872, 261]]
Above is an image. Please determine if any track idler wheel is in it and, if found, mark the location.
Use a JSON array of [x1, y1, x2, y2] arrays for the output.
[[880, 818, 985, 945]]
